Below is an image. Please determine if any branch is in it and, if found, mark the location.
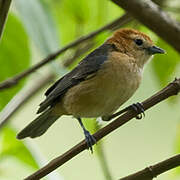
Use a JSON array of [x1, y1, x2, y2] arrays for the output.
[[62, 41, 95, 67], [111, 0, 180, 53], [0, 42, 95, 130], [0, 73, 54, 129], [24, 78, 180, 180], [0, 42, 95, 131], [119, 154, 180, 180], [0, 0, 11, 40], [0, 13, 132, 90]]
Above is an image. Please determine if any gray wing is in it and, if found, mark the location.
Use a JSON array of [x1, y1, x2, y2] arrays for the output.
[[37, 44, 114, 114]]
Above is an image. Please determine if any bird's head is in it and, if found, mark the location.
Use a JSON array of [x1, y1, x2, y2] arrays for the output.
[[106, 28, 165, 67]]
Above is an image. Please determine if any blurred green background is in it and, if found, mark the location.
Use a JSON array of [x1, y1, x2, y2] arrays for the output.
[[0, 0, 180, 179]]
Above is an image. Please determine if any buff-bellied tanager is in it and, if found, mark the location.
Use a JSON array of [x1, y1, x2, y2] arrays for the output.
[[17, 29, 165, 152]]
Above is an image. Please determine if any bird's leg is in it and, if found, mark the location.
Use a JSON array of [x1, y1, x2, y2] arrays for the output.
[[102, 102, 145, 121], [77, 117, 96, 153]]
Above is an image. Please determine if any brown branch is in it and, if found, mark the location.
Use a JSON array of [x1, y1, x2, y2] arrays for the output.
[[111, 0, 180, 53], [0, 73, 55, 129], [0, 0, 11, 40], [24, 78, 180, 180], [0, 13, 132, 90], [119, 154, 180, 180]]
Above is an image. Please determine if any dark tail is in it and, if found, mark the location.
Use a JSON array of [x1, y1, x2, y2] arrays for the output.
[[17, 109, 60, 139]]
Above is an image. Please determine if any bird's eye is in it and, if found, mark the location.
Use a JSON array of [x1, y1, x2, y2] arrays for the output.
[[134, 39, 143, 46]]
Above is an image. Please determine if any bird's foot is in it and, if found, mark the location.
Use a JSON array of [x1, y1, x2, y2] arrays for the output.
[[130, 102, 145, 120], [83, 130, 96, 153], [77, 117, 96, 153]]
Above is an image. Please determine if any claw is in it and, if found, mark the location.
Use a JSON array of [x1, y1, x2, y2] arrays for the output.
[[131, 102, 145, 120], [84, 130, 96, 153], [77, 117, 96, 153]]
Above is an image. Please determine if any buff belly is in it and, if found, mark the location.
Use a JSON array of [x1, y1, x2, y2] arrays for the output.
[[58, 56, 142, 118]]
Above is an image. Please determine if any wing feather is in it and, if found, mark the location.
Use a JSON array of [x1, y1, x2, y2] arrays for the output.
[[37, 44, 113, 113]]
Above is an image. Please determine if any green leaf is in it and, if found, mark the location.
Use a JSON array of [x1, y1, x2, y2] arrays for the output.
[[0, 13, 30, 110], [0, 126, 38, 169], [62, 0, 90, 23], [15, 0, 59, 55], [52, 0, 123, 44], [152, 38, 180, 87], [15, 0, 67, 76]]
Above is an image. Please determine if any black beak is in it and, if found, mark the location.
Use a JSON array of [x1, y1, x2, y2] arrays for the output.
[[147, 46, 165, 54]]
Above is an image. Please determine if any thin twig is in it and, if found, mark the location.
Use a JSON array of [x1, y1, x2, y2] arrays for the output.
[[0, 73, 55, 129], [119, 154, 180, 180], [24, 78, 180, 180], [0, 41, 95, 131], [0, 41, 95, 130], [111, 0, 180, 52], [62, 41, 95, 67], [0, 0, 11, 40], [95, 123, 113, 180], [0, 14, 132, 90]]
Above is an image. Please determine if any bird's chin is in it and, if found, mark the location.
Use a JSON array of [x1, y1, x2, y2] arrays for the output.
[[144, 54, 153, 64], [137, 53, 152, 68]]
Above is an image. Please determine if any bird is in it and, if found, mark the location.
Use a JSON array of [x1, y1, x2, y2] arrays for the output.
[[17, 28, 165, 152]]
